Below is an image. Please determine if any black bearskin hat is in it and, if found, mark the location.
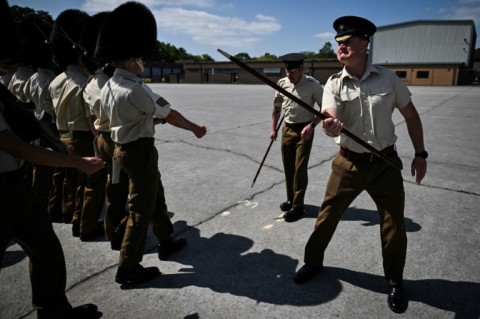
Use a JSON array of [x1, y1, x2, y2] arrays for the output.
[[16, 15, 53, 68], [50, 9, 90, 69], [0, 0, 18, 66], [95, 1, 157, 62], [78, 11, 110, 74]]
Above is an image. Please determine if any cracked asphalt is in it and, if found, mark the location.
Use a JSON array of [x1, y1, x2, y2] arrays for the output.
[[1, 84, 479, 319]]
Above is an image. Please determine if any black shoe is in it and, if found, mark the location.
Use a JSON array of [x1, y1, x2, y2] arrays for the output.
[[72, 221, 80, 237], [115, 264, 161, 285], [387, 285, 408, 313], [63, 303, 99, 319], [37, 303, 99, 319], [294, 264, 323, 284], [279, 201, 292, 212], [80, 223, 105, 241], [158, 238, 187, 260], [283, 207, 305, 222]]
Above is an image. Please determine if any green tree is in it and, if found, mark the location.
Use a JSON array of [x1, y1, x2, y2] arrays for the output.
[[10, 5, 53, 24], [256, 53, 278, 61], [234, 52, 252, 60], [317, 42, 336, 59]]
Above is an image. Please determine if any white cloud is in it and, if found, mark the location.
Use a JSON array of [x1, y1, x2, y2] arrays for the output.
[[81, 0, 214, 12], [79, 0, 281, 49], [153, 7, 281, 48], [313, 32, 335, 40]]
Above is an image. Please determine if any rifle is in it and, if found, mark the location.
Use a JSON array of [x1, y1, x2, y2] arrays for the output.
[[217, 49, 402, 171]]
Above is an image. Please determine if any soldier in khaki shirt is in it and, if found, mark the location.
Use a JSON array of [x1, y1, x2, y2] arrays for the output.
[[49, 9, 105, 240], [294, 16, 428, 315], [81, 11, 128, 250], [20, 15, 62, 219], [97, 2, 206, 285], [271, 53, 323, 222]]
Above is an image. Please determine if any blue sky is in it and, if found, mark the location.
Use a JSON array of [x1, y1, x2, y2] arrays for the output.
[[8, 0, 480, 61]]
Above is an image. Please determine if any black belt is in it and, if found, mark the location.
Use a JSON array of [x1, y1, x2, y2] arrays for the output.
[[284, 121, 310, 130], [59, 130, 93, 139], [339, 145, 396, 162], [115, 137, 154, 148]]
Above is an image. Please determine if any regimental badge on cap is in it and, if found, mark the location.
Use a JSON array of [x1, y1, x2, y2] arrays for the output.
[[279, 53, 306, 70], [333, 16, 376, 42]]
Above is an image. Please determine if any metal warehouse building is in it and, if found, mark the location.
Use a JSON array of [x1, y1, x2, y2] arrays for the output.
[[370, 20, 477, 85], [144, 20, 477, 86]]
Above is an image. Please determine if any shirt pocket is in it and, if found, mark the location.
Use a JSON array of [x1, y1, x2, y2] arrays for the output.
[[369, 85, 393, 108], [339, 89, 359, 103]]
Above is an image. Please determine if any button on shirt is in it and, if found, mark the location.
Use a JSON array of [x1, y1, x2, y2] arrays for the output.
[[84, 69, 110, 132], [100, 68, 171, 144], [322, 63, 411, 153], [49, 65, 91, 131], [273, 74, 323, 124]]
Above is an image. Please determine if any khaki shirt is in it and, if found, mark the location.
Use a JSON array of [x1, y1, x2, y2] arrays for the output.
[[84, 69, 110, 132], [322, 63, 411, 153], [101, 68, 171, 144], [273, 74, 323, 124], [23, 67, 56, 120], [8, 66, 34, 102], [49, 65, 91, 131]]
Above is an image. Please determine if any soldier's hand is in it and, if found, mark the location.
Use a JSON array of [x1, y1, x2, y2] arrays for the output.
[[80, 157, 105, 175], [193, 125, 207, 138]]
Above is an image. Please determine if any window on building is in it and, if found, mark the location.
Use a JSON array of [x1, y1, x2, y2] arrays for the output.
[[395, 71, 407, 79], [416, 71, 429, 79], [263, 68, 281, 74]]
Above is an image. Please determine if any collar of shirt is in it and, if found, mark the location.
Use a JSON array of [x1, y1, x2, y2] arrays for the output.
[[114, 68, 143, 84], [340, 63, 379, 82], [66, 65, 90, 77]]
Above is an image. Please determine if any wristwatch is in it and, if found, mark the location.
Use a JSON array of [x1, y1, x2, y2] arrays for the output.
[[414, 150, 428, 159], [310, 121, 317, 128]]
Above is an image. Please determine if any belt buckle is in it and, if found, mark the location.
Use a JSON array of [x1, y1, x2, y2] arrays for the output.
[[60, 131, 73, 138]]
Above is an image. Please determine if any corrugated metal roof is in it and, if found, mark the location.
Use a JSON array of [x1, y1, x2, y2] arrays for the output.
[[371, 20, 476, 66]]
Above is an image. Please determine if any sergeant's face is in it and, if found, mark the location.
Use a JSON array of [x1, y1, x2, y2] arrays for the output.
[[286, 67, 303, 84], [336, 36, 368, 63]]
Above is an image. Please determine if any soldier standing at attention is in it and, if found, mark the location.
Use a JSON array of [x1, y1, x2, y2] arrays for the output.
[[271, 53, 323, 222], [97, 1, 207, 284]]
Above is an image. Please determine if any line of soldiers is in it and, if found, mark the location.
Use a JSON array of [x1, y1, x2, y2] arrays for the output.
[[1, 1, 206, 318], [1, 0, 427, 316]]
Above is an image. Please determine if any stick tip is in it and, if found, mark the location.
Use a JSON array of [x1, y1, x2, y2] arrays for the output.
[[217, 48, 230, 58]]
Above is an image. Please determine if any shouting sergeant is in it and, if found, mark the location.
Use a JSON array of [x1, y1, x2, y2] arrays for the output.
[[271, 53, 323, 222], [293, 16, 427, 314], [97, 1, 207, 285]]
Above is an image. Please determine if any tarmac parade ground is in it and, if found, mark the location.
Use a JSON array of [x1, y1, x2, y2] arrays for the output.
[[1, 84, 480, 319]]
